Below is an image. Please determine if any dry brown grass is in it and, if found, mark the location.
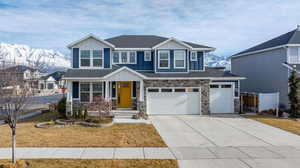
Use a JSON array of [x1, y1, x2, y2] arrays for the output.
[[243, 115, 300, 135], [0, 112, 166, 147], [0, 159, 178, 168]]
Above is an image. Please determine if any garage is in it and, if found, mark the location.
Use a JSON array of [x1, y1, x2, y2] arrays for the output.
[[147, 88, 201, 115], [209, 83, 234, 114]]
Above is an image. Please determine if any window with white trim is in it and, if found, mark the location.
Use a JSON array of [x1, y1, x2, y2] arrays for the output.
[[144, 51, 151, 61], [80, 82, 104, 103], [121, 52, 128, 63], [113, 52, 119, 64], [92, 83, 103, 101], [129, 51, 136, 63], [174, 50, 186, 68], [191, 51, 197, 61], [92, 50, 103, 67], [158, 51, 170, 69], [80, 50, 90, 67], [80, 83, 90, 102], [112, 51, 136, 64]]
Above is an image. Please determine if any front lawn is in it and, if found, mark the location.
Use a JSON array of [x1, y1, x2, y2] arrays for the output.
[[243, 115, 300, 136], [0, 112, 166, 147], [0, 159, 178, 168]]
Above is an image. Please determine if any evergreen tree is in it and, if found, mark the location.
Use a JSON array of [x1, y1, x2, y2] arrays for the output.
[[288, 70, 300, 118]]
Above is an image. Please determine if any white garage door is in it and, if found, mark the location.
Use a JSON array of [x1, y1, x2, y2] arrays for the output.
[[147, 88, 201, 115], [209, 84, 234, 114]]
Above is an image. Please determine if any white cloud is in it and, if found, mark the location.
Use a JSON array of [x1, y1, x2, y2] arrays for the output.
[[0, 0, 299, 56]]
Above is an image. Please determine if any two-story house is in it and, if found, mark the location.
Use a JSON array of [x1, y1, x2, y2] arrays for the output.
[[231, 26, 300, 109], [63, 34, 243, 115]]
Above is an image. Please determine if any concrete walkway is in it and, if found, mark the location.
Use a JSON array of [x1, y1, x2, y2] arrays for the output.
[[0, 147, 175, 159]]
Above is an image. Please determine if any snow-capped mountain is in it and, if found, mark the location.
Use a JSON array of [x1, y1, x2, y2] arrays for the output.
[[205, 54, 231, 70], [0, 42, 70, 72]]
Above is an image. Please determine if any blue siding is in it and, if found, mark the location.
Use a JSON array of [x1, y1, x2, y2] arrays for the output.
[[189, 51, 204, 70], [156, 49, 188, 72], [72, 82, 79, 99], [116, 51, 153, 71], [104, 48, 110, 68], [72, 48, 79, 68]]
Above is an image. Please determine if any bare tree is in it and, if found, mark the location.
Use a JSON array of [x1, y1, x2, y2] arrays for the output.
[[0, 68, 31, 164]]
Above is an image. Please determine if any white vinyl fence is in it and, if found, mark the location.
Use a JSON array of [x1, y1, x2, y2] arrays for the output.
[[241, 92, 279, 115], [258, 92, 279, 112]]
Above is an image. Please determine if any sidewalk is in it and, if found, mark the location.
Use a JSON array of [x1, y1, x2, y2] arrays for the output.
[[0, 147, 175, 159]]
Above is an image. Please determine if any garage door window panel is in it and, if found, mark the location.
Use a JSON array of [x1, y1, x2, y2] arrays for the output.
[[148, 88, 159, 92], [174, 88, 186, 92], [161, 88, 173, 92]]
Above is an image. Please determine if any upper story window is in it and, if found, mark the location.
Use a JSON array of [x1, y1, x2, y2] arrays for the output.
[[80, 50, 103, 68], [93, 50, 103, 67], [144, 51, 151, 61], [174, 50, 186, 68], [191, 51, 197, 61], [80, 50, 90, 67], [158, 50, 170, 69], [112, 51, 136, 64]]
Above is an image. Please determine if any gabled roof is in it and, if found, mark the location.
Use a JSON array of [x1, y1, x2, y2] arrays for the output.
[[41, 71, 65, 81], [67, 34, 214, 50], [233, 27, 300, 57], [67, 34, 115, 49]]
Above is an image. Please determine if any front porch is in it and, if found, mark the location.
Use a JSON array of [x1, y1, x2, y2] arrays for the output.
[[65, 67, 145, 116]]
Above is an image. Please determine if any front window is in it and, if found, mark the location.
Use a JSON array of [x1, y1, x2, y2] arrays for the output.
[[92, 83, 103, 101], [129, 51, 136, 63], [174, 50, 186, 68], [158, 51, 170, 69], [144, 51, 151, 61], [113, 52, 119, 64], [191, 51, 197, 61], [80, 83, 90, 102], [121, 52, 128, 63], [93, 50, 103, 67], [80, 50, 90, 67]]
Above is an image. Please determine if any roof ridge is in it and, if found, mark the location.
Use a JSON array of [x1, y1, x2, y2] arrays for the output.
[[287, 29, 298, 44]]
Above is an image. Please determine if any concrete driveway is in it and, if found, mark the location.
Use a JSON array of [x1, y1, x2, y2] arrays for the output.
[[151, 115, 300, 168]]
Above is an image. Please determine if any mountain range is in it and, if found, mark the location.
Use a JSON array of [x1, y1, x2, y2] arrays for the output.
[[0, 43, 70, 72], [0, 42, 230, 72]]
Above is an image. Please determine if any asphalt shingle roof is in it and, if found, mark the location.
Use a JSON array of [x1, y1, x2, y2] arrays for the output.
[[234, 28, 300, 56], [63, 66, 240, 79], [105, 35, 212, 49]]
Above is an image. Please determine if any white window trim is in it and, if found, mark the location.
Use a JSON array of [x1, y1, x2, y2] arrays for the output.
[[190, 51, 197, 61], [158, 50, 170, 69], [79, 82, 104, 103], [112, 51, 137, 64], [144, 51, 152, 61], [79, 49, 104, 68], [298, 48, 300, 61], [174, 50, 186, 69]]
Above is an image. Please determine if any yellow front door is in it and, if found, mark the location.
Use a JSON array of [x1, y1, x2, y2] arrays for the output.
[[117, 82, 132, 108]]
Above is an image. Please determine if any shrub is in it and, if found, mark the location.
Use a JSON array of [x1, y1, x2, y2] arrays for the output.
[[57, 97, 66, 118]]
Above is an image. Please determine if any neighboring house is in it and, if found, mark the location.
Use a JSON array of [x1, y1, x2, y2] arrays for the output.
[[63, 34, 243, 115], [0, 65, 41, 89], [39, 71, 66, 90], [231, 26, 300, 109]]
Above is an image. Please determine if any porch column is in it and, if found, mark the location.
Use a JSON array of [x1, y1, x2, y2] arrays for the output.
[[139, 80, 144, 102], [105, 81, 109, 99], [67, 80, 72, 102]]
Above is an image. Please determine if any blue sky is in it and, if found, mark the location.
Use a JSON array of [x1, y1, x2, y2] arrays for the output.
[[0, 0, 300, 56]]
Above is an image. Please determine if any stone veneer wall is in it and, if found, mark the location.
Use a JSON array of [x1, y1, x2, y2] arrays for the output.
[[234, 98, 240, 114], [143, 79, 210, 115]]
